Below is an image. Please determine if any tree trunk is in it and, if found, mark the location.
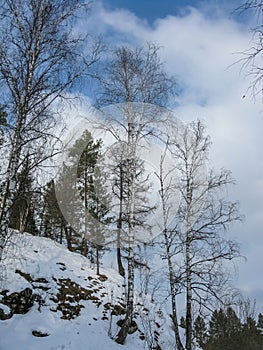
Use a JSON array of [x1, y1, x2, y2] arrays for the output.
[[166, 232, 184, 350], [158, 156, 184, 350], [0, 135, 22, 260], [96, 246, 100, 275], [83, 166, 89, 257], [115, 244, 135, 344], [185, 178, 192, 350], [117, 164, 125, 277], [117, 246, 125, 277], [185, 234, 192, 350], [19, 203, 29, 234], [65, 225, 74, 252], [81, 237, 88, 256], [116, 123, 136, 344], [60, 221, 63, 244], [117, 208, 125, 277]]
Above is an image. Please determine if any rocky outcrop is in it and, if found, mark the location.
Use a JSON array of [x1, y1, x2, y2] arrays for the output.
[[0, 288, 34, 320]]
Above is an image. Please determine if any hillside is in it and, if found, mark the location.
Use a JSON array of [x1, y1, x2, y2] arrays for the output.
[[0, 233, 175, 350]]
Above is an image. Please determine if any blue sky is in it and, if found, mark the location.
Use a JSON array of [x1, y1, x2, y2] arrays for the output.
[[103, 0, 200, 22], [71, 0, 263, 310], [103, 0, 243, 23]]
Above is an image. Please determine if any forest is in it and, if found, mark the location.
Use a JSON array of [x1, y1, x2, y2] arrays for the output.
[[0, 1, 263, 349]]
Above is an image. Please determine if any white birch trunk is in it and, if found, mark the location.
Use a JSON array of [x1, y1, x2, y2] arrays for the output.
[[158, 152, 185, 350]]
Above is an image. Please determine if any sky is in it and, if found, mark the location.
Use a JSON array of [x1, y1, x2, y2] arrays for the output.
[[69, 0, 263, 310]]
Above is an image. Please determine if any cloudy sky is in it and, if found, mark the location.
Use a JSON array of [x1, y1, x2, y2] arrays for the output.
[[71, 0, 263, 309]]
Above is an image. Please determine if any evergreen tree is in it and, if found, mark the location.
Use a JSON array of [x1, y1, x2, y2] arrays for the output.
[[109, 145, 155, 277], [235, 317, 263, 350], [194, 315, 207, 348], [205, 307, 263, 350], [41, 180, 66, 244], [208, 307, 241, 341], [54, 129, 112, 264], [209, 309, 227, 340], [87, 162, 113, 274], [225, 307, 242, 336], [9, 154, 38, 234], [54, 163, 82, 251], [258, 313, 263, 328], [68, 130, 102, 256]]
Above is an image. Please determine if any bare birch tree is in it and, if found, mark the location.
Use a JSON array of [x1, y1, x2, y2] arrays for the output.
[[96, 43, 175, 344], [156, 120, 242, 350], [0, 0, 100, 260], [236, 1, 263, 100], [155, 141, 184, 350]]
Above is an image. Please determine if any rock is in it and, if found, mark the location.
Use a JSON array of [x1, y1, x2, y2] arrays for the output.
[[16, 288, 34, 314], [1, 288, 34, 317], [32, 330, 49, 337], [0, 304, 11, 320]]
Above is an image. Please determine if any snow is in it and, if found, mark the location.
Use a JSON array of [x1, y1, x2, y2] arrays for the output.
[[0, 233, 175, 349]]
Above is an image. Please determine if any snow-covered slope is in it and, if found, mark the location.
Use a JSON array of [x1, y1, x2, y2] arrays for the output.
[[0, 233, 175, 350]]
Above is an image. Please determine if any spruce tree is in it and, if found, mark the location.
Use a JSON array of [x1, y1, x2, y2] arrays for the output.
[[87, 162, 113, 274], [68, 130, 102, 256], [9, 154, 38, 234], [205, 307, 263, 350], [209, 309, 227, 340], [225, 307, 242, 337], [41, 180, 66, 243], [54, 163, 82, 251], [194, 315, 207, 348], [54, 129, 112, 264], [258, 313, 263, 328]]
